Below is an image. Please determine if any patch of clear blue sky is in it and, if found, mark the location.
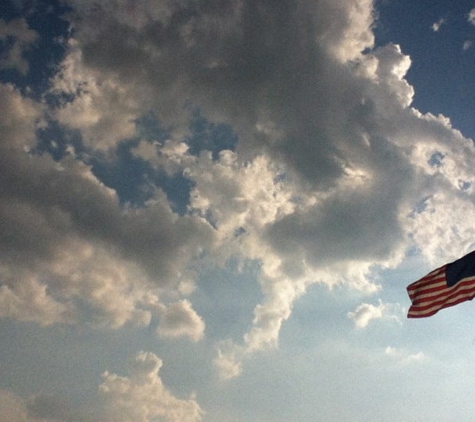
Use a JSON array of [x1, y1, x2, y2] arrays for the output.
[[375, 0, 475, 140], [191, 257, 264, 341], [186, 108, 239, 161]]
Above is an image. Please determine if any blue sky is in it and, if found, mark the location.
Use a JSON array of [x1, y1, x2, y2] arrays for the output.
[[2, 1, 475, 421]]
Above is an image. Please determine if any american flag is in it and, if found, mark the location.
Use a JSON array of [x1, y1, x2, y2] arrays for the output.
[[407, 250, 475, 318]]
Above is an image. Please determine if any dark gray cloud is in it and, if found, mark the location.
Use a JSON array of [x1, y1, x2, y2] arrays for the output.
[[63, 0, 375, 188], [0, 83, 214, 328]]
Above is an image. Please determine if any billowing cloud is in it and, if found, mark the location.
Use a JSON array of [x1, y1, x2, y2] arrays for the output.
[[0, 83, 214, 329], [50, 41, 142, 149], [100, 351, 204, 422], [0, 83, 41, 147], [2, 0, 475, 386]]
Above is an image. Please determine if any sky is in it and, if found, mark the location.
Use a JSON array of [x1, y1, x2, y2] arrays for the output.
[[2, 0, 475, 421]]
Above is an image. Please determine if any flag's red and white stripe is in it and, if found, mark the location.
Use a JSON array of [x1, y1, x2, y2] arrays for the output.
[[407, 265, 475, 318]]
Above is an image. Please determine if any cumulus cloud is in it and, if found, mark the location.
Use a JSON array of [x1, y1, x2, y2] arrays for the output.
[[100, 351, 204, 422], [0, 82, 213, 329], [50, 41, 143, 149], [0, 351, 204, 422], [60, 0, 376, 187], [41, 0, 475, 376], [348, 300, 402, 328], [348, 302, 385, 328], [157, 299, 205, 341], [2, 0, 475, 382], [0, 83, 42, 147]]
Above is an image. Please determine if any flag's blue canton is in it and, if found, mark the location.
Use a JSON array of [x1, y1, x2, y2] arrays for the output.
[[446, 250, 475, 287]]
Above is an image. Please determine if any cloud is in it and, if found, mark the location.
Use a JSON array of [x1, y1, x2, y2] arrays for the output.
[[385, 346, 425, 363], [0, 351, 204, 422], [469, 8, 475, 26], [348, 302, 385, 328], [348, 300, 402, 328], [50, 41, 142, 149], [0, 83, 214, 329], [0, 18, 38, 74], [2, 0, 475, 384], [463, 40, 473, 50], [0, 83, 42, 147], [157, 299, 206, 342], [60, 0, 376, 188], [0, 390, 83, 422], [100, 351, 204, 422], [37, 0, 475, 378], [431, 19, 445, 32], [214, 340, 244, 381]]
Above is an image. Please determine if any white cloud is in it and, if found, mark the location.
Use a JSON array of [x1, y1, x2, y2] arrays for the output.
[[314, 0, 375, 62], [432, 19, 445, 32], [50, 0, 471, 378], [0, 275, 74, 326], [157, 299, 205, 342], [0, 83, 213, 329], [469, 8, 475, 26], [0, 83, 42, 148], [385, 346, 425, 363], [2, 0, 475, 387], [50, 42, 142, 149], [100, 351, 204, 422], [348, 301, 402, 328], [0, 172, 212, 327], [463, 40, 473, 50], [132, 139, 193, 177], [214, 341, 244, 381], [369, 44, 414, 108], [348, 302, 385, 328], [0, 351, 205, 422]]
